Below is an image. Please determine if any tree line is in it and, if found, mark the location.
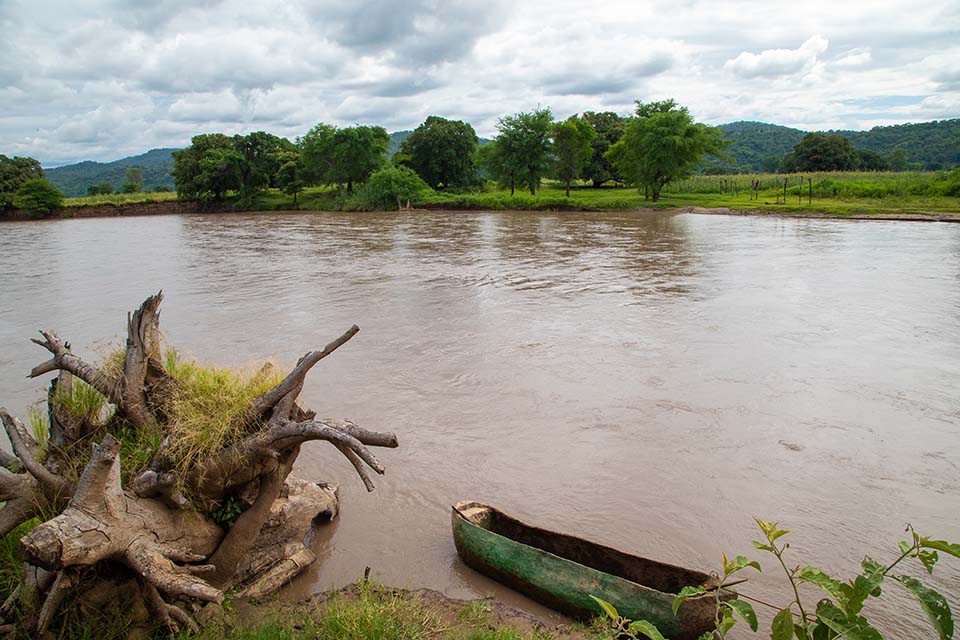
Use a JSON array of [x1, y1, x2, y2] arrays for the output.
[[169, 99, 729, 206], [4, 103, 955, 215]]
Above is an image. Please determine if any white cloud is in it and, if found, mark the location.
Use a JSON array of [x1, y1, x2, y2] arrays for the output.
[[0, 0, 957, 165], [723, 35, 829, 79], [834, 48, 873, 67]]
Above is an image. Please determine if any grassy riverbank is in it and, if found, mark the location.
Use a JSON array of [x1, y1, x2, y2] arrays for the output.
[[32, 169, 960, 220], [184, 582, 601, 640]]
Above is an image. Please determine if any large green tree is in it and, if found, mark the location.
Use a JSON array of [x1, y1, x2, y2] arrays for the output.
[[0, 155, 44, 209], [788, 133, 860, 172], [606, 100, 724, 201], [551, 115, 595, 196], [580, 111, 625, 187], [13, 179, 63, 214], [301, 124, 389, 193], [274, 149, 305, 208], [172, 133, 243, 203], [233, 131, 295, 202], [494, 108, 553, 195], [398, 116, 479, 189]]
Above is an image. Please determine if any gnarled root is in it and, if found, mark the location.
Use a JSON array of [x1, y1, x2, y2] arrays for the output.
[[2, 293, 398, 636]]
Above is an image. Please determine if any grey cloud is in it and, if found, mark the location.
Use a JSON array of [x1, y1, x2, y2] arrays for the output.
[[543, 77, 635, 96], [306, 0, 508, 65], [344, 74, 444, 98], [540, 53, 672, 96]]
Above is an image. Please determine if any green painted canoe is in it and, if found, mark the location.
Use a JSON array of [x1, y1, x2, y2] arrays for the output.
[[452, 501, 735, 640]]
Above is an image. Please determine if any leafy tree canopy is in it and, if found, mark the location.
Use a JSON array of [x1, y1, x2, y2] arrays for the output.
[[551, 115, 595, 196], [398, 116, 479, 190], [274, 149, 305, 207], [494, 108, 553, 195], [0, 154, 44, 209], [475, 140, 517, 193], [233, 131, 295, 202], [172, 133, 243, 203], [13, 179, 63, 214], [789, 133, 860, 172], [580, 111, 625, 187], [87, 182, 114, 196], [301, 124, 389, 193], [607, 99, 725, 200], [353, 163, 431, 210]]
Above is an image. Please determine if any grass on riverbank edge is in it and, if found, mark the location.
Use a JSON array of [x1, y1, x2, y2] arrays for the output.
[[39, 172, 960, 219], [183, 582, 603, 640], [7, 579, 606, 639]]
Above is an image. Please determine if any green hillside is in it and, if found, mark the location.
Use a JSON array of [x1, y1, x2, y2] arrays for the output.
[[707, 119, 959, 173], [388, 130, 413, 157], [838, 120, 960, 169], [45, 148, 178, 196]]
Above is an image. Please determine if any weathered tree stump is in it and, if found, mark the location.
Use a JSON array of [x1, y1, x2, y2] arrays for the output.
[[0, 292, 397, 636]]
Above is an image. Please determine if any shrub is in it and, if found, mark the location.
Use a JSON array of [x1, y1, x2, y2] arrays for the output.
[[13, 179, 64, 214], [351, 165, 432, 211]]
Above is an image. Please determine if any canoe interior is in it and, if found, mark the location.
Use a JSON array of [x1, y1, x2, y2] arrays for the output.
[[455, 502, 712, 595]]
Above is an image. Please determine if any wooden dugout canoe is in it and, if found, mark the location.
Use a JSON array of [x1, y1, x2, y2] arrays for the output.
[[452, 501, 734, 640]]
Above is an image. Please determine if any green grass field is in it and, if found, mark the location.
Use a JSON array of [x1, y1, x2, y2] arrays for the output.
[[64, 191, 178, 206], [60, 170, 960, 217]]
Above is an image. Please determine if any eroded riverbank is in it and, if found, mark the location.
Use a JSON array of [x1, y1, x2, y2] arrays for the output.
[[3, 198, 960, 222]]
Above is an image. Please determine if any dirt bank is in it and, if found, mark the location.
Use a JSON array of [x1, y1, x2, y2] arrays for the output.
[[680, 205, 960, 222], [0, 199, 210, 221], [3, 199, 959, 222]]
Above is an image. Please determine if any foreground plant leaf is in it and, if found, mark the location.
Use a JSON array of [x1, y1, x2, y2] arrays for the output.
[[627, 619, 667, 640], [896, 575, 954, 640]]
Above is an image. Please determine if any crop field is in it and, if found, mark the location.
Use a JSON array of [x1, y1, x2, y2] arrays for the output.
[[64, 191, 178, 206]]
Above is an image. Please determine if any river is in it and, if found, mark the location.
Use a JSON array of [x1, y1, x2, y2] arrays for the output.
[[1, 211, 958, 635]]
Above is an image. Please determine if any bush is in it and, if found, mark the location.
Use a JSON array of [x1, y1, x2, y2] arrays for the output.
[[937, 167, 960, 197], [13, 179, 64, 214], [351, 165, 432, 211]]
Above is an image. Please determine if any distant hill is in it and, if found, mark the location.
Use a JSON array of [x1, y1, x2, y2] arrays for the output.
[[711, 122, 805, 172], [388, 130, 412, 158], [837, 120, 960, 168], [46, 148, 178, 196], [707, 119, 960, 173]]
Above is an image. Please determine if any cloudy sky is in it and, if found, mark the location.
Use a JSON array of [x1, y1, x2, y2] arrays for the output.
[[1, 0, 958, 166]]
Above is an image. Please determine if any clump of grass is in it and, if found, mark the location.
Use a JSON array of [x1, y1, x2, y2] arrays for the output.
[[27, 404, 49, 454], [188, 581, 440, 640], [113, 418, 163, 484], [0, 518, 40, 601], [99, 345, 126, 383], [306, 581, 439, 640], [162, 349, 285, 477], [53, 379, 109, 425], [459, 599, 494, 625]]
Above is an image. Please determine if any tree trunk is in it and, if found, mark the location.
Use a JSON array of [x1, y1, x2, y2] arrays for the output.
[[565, 179, 571, 198], [0, 292, 398, 636]]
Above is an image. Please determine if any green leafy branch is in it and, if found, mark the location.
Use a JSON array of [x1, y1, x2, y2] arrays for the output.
[[591, 520, 957, 640]]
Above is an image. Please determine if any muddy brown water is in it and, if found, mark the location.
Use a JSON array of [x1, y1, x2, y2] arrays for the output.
[[1, 211, 958, 636]]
